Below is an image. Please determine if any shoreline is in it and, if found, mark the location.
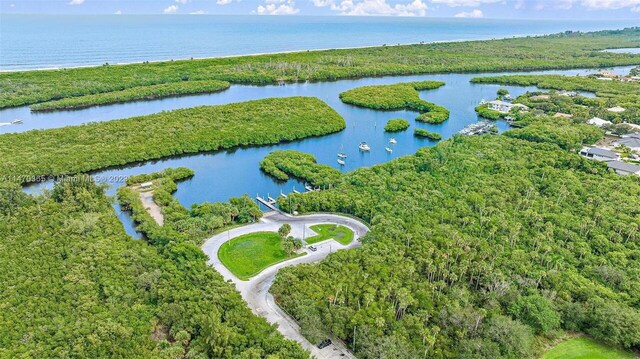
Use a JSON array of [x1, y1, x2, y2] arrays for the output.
[[0, 31, 579, 73]]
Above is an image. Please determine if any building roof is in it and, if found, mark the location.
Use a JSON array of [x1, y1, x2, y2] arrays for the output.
[[607, 106, 626, 113], [607, 161, 640, 174], [587, 117, 612, 127], [615, 137, 640, 149], [580, 147, 619, 159]]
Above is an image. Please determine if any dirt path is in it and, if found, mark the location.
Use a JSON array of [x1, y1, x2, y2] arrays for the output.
[[138, 190, 164, 225]]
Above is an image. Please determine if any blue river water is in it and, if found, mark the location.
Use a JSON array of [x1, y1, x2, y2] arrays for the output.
[[11, 65, 633, 237], [1, 15, 639, 71]]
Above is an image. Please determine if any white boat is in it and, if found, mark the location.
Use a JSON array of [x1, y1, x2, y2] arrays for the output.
[[358, 142, 370, 151], [337, 158, 346, 165], [385, 147, 393, 153], [11, 119, 23, 124], [389, 138, 397, 144], [337, 145, 347, 158]]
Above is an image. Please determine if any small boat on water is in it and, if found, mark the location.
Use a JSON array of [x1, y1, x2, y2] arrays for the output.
[[385, 147, 393, 153], [337, 145, 347, 158], [389, 138, 397, 144], [11, 119, 23, 124], [337, 158, 346, 165], [358, 142, 371, 151]]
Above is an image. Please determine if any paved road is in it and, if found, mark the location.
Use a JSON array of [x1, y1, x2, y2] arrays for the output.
[[202, 212, 369, 359]]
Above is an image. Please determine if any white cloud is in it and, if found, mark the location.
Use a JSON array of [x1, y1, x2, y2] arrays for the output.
[[10, 3, 15, 7], [316, 0, 427, 16], [454, 8, 483, 16], [217, 0, 238, 4], [580, 0, 640, 9], [163, 4, 179, 13], [175, 0, 190, 3], [430, 0, 499, 7], [68, 0, 85, 5], [114, 10, 122, 14], [256, 2, 301, 14], [190, 10, 207, 14]]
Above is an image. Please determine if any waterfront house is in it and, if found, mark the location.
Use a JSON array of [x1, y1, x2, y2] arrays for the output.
[[607, 106, 626, 113], [579, 147, 620, 161], [613, 132, 640, 152], [606, 161, 640, 176], [487, 100, 529, 113], [140, 182, 153, 189], [587, 117, 612, 127]]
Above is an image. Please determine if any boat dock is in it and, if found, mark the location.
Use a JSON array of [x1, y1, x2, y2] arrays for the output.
[[458, 121, 494, 136]]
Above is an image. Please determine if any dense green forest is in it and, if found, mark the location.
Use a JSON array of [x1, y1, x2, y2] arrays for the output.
[[339, 81, 450, 124], [0, 97, 344, 182], [269, 120, 640, 357], [2, 28, 640, 108], [0, 178, 307, 358], [471, 74, 640, 124], [30, 80, 230, 111], [414, 128, 442, 140], [384, 118, 411, 132], [260, 150, 341, 188]]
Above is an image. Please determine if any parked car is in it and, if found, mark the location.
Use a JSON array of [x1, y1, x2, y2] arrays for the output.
[[317, 339, 332, 349], [308, 245, 317, 252]]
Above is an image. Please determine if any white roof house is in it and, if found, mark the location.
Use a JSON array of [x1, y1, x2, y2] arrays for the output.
[[587, 117, 612, 127], [607, 161, 640, 176], [579, 147, 620, 162], [140, 182, 153, 189], [487, 100, 529, 114], [607, 106, 626, 113]]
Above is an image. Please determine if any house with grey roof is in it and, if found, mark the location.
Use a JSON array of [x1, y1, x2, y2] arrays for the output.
[[579, 147, 620, 162], [606, 161, 640, 176], [613, 132, 640, 152]]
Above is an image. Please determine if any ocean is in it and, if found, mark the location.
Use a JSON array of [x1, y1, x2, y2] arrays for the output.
[[1, 14, 638, 71]]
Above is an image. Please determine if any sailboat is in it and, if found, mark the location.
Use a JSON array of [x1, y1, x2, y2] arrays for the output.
[[385, 147, 393, 153], [389, 138, 397, 144], [337, 144, 347, 158], [358, 142, 370, 151], [12, 119, 23, 125], [337, 158, 346, 165]]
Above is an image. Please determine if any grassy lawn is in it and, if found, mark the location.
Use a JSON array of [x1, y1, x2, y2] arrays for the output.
[[541, 336, 636, 359], [306, 224, 354, 245], [218, 231, 300, 280]]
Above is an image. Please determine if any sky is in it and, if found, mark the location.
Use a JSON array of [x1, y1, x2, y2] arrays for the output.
[[0, 0, 639, 19]]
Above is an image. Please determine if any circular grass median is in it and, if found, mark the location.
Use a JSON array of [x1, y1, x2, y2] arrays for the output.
[[218, 231, 302, 280], [305, 224, 354, 245]]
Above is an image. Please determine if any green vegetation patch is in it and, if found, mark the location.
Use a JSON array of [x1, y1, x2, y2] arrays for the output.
[[306, 224, 354, 245], [475, 104, 507, 120], [542, 336, 636, 359], [30, 80, 230, 111], [1, 178, 307, 358], [273, 129, 640, 357], [0, 97, 345, 182], [260, 150, 341, 188], [3, 29, 640, 109], [384, 118, 410, 132], [218, 231, 300, 280], [339, 81, 450, 124], [414, 128, 442, 140]]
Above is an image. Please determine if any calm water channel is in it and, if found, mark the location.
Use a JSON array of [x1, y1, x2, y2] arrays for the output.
[[5, 66, 632, 237]]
